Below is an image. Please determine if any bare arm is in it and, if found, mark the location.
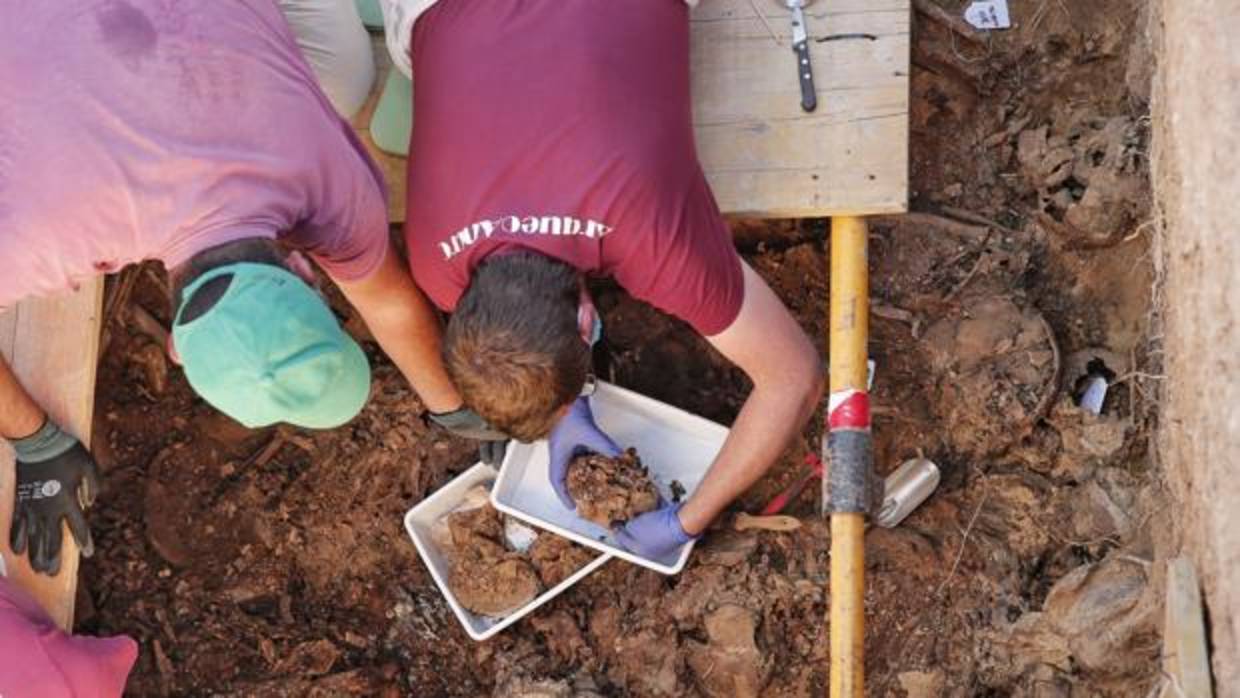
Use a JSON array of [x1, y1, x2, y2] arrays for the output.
[[330, 242, 464, 414], [0, 354, 46, 441], [676, 261, 823, 534]]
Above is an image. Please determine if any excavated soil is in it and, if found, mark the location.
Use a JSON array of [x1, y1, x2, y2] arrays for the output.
[[566, 449, 660, 529], [441, 501, 541, 618], [527, 534, 597, 590], [435, 494, 597, 617], [921, 295, 1059, 458], [76, 1, 1165, 695]]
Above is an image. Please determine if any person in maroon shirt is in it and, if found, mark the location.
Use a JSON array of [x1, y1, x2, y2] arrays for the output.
[[403, 0, 822, 562]]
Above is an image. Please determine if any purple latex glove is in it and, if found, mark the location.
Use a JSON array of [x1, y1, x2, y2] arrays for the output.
[[547, 396, 621, 510], [614, 502, 699, 565]]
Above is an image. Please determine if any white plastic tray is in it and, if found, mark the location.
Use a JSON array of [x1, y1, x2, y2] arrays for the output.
[[404, 463, 612, 641], [491, 381, 730, 575]]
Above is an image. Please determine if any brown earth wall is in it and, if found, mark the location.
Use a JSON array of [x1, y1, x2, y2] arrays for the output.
[[1153, 0, 1240, 690]]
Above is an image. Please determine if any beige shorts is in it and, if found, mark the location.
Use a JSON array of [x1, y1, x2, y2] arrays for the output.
[[279, 0, 376, 119], [376, 0, 699, 81]]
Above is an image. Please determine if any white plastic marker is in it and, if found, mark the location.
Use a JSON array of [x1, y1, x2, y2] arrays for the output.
[[1079, 376, 1109, 415], [964, 0, 1011, 30]]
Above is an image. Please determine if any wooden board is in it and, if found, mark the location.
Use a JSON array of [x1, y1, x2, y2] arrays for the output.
[[1163, 557, 1215, 698], [357, 0, 909, 223], [0, 280, 104, 630], [690, 0, 910, 217]]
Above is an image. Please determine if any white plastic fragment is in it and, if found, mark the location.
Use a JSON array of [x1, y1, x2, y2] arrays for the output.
[[503, 517, 541, 553], [1079, 375, 1109, 415], [964, 0, 1011, 30]]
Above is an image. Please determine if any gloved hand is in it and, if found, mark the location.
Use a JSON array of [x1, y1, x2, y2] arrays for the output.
[[547, 397, 620, 510], [9, 420, 99, 576], [614, 502, 699, 565], [428, 407, 509, 466]]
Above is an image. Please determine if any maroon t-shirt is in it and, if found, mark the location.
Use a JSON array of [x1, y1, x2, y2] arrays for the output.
[[404, 0, 744, 336]]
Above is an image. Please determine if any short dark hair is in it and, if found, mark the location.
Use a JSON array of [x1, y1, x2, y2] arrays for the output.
[[444, 252, 591, 442], [171, 238, 286, 324]]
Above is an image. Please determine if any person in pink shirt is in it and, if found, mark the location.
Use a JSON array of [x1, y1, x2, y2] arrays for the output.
[[0, 576, 137, 697], [0, 0, 494, 579], [398, 0, 824, 563]]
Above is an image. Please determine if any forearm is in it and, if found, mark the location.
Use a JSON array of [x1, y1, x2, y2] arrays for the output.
[[677, 378, 819, 534], [0, 354, 46, 440], [678, 259, 823, 534], [359, 293, 463, 414], [334, 244, 465, 414]]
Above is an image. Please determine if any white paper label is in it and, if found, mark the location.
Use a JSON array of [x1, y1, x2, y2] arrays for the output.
[[964, 0, 1011, 30]]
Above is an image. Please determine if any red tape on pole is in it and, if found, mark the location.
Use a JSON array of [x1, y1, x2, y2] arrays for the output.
[[827, 390, 870, 431]]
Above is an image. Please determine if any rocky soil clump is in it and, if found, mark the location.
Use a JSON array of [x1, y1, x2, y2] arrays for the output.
[[566, 448, 660, 527]]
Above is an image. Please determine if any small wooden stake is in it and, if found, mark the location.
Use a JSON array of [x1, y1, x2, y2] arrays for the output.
[[1163, 556, 1214, 698], [734, 512, 803, 532]]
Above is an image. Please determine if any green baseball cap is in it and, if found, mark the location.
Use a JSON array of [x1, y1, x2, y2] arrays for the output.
[[172, 263, 371, 429]]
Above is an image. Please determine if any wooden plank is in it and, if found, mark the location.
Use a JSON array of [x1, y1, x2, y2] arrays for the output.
[[1163, 556, 1215, 698], [0, 279, 104, 630], [357, 1, 909, 222], [690, 0, 910, 217]]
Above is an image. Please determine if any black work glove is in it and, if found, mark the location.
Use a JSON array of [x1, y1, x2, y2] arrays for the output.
[[427, 408, 510, 467], [10, 420, 99, 576]]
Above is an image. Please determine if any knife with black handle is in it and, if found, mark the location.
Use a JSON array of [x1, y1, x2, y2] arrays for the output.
[[788, 0, 817, 112]]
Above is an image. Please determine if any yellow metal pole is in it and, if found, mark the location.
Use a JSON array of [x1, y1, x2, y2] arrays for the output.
[[827, 216, 871, 698]]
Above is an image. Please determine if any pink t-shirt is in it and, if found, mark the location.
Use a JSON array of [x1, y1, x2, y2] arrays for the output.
[[0, 578, 137, 697], [0, 0, 388, 309], [404, 0, 743, 336]]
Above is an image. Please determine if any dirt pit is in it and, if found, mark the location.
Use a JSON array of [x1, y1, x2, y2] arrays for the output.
[[77, 1, 1167, 695], [566, 449, 660, 529]]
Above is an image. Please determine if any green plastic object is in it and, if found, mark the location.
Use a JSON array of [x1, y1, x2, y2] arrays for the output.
[[370, 67, 413, 156], [355, 0, 384, 30]]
